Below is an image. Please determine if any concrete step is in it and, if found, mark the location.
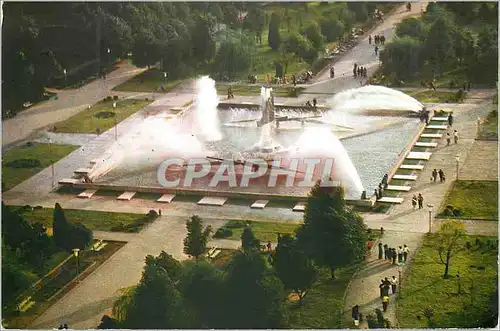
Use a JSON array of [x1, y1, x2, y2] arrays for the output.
[[251, 200, 269, 209], [385, 185, 411, 192], [392, 174, 418, 181], [431, 117, 449, 122], [415, 142, 438, 148], [117, 191, 136, 201], [426, 124, 448, 130], [400, 164, 424, 170], [378, 197, 404, 204], [78, 189, 97, 198], [406, 151, 432, 160], [293, 202, 306, 212], [157, 194, 176, 203], [421, 133, 442, 138], [198, 196, 228, 206]]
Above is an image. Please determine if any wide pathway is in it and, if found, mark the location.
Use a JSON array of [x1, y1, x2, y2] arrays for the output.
[[2, 61, 147, 148]]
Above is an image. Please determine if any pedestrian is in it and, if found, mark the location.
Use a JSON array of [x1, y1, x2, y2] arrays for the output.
[[438, 169, 444, 182], [392, 248, 397, 265], [379, 279, 385, 298], [383, 278, 391, 296], [266, 74, 270, 85], [411, 194, 417, 209], [352, 305, 360, 326], [375, 45, 379, 56], [382, 295, 389, 312], [448, 112, 453, 126], [387, 246, 393, 261], [418, 193, 423, 209], [384, 244, 389, 259], [432, 169, 438, 182], [403, 244, 409, 263], [397, 246, 403, 265], [447, 132, 451, 146], [381, 35, 385, 45], [378, 242, 383, 259], [369, 35, 372, 44], [391, 275, 398, 294], [158, 209, 161, 216], [454, 130, 459, 144], [267, 241, 272, 252], [330, 66, 335, 78], [313, 98, 317, 108]]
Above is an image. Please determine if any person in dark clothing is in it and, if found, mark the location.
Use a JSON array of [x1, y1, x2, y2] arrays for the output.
[[387, 246, 393, 261], [330, 66, 335, 78], [381, 35, 385, 45], [379, 279, 385, 298], [418, 193, 424, 209], [292, 74, 296, 86], [382, 277, 391, 296], [384, 244, 389, 259], [432, 169, 438, 182], [369, 35, 372, 44], [446, 132, 451, 146], [313, 98, 317, 108], [448, 113, 453, 127], [392, 248, 397, 265], [438, 169, 444, 182], [374, 188, 379, 200], [374, 46, 379, 56], [352, 305, 360, 325], [378, 242, 383, 259]]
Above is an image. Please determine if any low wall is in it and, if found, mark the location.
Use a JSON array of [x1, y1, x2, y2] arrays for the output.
[[217, 102, 329, 111]]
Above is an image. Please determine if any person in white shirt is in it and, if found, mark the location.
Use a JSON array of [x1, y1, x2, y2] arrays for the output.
[[454, 130, 459, 144], [391, 276, 398, 294], [403, 244, 410, 263]]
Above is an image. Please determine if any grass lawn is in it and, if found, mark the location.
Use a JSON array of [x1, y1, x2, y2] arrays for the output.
[[438, 180, 498, 220], [216, 83, 305, 97], [477, 110, 498, 140], [214, 220, 301, 243], [406, 90, 463, 103], [398, 234, 498, 328], [51, 99, 150, 134], [15, 206, 158, 233], [2, 142, 78, 192], [113, 68, 183, 93], [287, 264, 359, 328]]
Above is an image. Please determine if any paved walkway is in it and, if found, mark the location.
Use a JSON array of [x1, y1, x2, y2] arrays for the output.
[[2, 61, 147, 148]]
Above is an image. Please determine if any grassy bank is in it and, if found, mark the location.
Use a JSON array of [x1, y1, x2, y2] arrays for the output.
[[51, 99, 150, 134], [113, 69, 182, 93], [438, 180, 498, 220], [398, 233, 498, 328], [2, 142, 78, 192], [15, 206, 158, 233], [406, 90, 464, 103], [214, 220, 301, 243], [477, 110, 498, 140]]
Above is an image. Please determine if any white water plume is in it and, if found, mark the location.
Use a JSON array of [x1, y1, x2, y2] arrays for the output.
[[195, 76, 222, 141], [290, 127, 364, 198], [329, 85, 424, 114]]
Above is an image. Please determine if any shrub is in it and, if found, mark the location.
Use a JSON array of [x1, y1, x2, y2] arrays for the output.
[[213, 227, 233, 239], [466, 241, 472, 249], [105, 96, 112, 102], [5, 158, 41, 168], [320, 20, 345, 42], [113, 95, 119, 101], [147, 210, 158, 219], [93, 111, 116, 119], [225, 220, 247, 229], [110, 223, 126, 232]]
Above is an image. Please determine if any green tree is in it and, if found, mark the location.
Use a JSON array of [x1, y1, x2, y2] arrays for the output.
[[222, 251, 285, 328], [320, 19, 344, 42], [424, 17, 455, 74], [277, 51, 298, 76], [281, 32, 316, 64], [301, 21, 325, 52], [191, 14, 216, 63], [53, 202, 92, 251], [213, 29, 255, 79], [296, 183, 367, 279], [436, 220, 467, 278], [241, 225, 260, 252], [274, 234, 318, 304], [122, 255, 191, 328], [268, 12, 281, 51], [395, 17, 425, 41], [473, 26, 498, 85], [380, 36, 423, 81], [155, 251, 183, 283], [183, 215, 212, 261], [347, 2, 368, 22]]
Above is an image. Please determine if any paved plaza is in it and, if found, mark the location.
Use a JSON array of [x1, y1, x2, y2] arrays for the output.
[[3, 1, 497, 329]]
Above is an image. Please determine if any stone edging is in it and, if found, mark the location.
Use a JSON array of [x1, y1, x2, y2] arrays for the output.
[[340, 237, 382, 328]]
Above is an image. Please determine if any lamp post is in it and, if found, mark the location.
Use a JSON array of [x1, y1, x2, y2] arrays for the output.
[[113, 102, 117, 141], [48, 138, 54, 188], [72, 248, 81, 281], [63, 69, 67, 88], [427, 204, 434, 233], [398, 265, 403, 298], [455, 155, 460, 181], [163, 71, 167, 83], [107, 48, 111, 64]]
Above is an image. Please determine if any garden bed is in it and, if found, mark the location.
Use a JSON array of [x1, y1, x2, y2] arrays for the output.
[[213, 220, 301, 243]]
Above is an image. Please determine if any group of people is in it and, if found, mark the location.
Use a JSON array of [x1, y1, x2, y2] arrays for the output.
[[418, 107, 430, 124], [56, 324, 69, 329], [374, 174, 388, 200], [353, 63, 368, 78], [368, 34, 385, 46], [446, 130, 459, 145], [379, 243, 410, 265], [227, 86, 235, 99], [431, 169, 446, 183], [411, 193, 424, 209], [305, 98, 318, 108], [379, 276, 398, 312]]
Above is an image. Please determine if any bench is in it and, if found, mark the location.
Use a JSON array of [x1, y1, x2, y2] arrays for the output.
[[18, 296, 35, 312], [205, 246, 221, 259], [92, 240, 108, 252]]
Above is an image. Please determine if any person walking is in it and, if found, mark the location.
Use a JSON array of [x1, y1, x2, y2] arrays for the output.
[[438, 169, 444, 182], [382, 295, 389, 312], [448, 112, 453, 127], [391, 276, 398, 294], [387, 246, 392, 261], [384, 244, 389, 259], [412, 194, 418, 209], [403, 244, 409, 263], [432, 169, 438, 182], [352, 305, 360, 326], [382, 278, 391, 296], [392, 248, 397, 265], [378, 242, 383, 259], [397, 246, 403, 265], [418, 193, 424, 209], [454, 130, 459, 144], [369, 35, 372, 44], [447, 132, 451, 146], [375, 45, 379, 56], [379, 279, 385, 298]]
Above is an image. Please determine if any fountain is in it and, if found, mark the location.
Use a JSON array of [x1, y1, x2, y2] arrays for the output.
[[195, 76, 222, 141]]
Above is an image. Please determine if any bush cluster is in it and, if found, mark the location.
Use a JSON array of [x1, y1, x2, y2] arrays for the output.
[[441, 205, 463, 217], [5, 158, 41, 169]]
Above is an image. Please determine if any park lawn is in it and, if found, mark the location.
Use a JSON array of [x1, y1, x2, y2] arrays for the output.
[[15, 206, 157, 233], [398, 234, 498, 328], [52, 99, 150, 134], [113, 68, 183, 93], [406, 90, 462, 103], [438, 180, 498, 220], [217, 220, 301, 243], [2, 142, 78, 192], [477, 110, 498, 140], [216, 83, 305, 97], [287, 264, 359, 328]]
